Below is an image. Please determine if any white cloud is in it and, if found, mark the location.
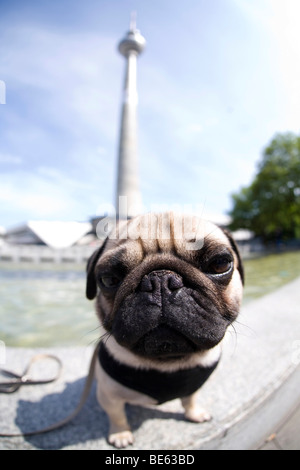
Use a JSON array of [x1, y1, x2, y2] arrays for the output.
[[1, 24, 121, 140], [233, 0, 300, 132], [0, 167, 99, 226], [185, 124, 204, 134], [0, 174, 69, 218], [0, 153, 22, 164]]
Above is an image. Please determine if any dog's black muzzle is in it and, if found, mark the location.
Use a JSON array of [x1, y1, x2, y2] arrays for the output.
[[111, 269, 230, 359]]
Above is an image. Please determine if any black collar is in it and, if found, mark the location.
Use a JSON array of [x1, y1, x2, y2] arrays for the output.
[[98, 343, 219, 404]]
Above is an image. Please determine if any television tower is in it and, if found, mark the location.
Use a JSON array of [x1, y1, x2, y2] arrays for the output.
[[115, 13, 146, 219]]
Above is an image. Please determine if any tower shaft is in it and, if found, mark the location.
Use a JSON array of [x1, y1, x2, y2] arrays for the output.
[[116, 52, 140, 218], [115, 20, 145, 219]]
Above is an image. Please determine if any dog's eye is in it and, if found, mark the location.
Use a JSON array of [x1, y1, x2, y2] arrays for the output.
[[206, 256, 233, 275], [99, 275, 121, 289]]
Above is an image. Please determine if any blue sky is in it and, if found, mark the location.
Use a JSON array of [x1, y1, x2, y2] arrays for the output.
[[0, 0, 300, 228]]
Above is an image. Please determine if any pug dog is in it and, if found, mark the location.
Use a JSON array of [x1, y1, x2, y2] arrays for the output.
[[86, 212, 244, 448]]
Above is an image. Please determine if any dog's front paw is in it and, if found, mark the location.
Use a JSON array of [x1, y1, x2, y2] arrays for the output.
[[185, 407, 212, 423], [108, 430, 134, 448]]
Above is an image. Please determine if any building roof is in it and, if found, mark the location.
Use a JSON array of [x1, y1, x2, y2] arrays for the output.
[[7, 221, 92, 248], [205, 212, 231, 227], [231, 229, 254, 241]]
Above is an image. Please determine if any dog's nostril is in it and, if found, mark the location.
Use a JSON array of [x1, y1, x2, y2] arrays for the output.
[[139, 271, 184, 293], [167, 275, 184, 291], [139, 276, 153, 292]]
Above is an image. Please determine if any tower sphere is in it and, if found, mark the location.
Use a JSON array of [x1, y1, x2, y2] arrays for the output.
[[118, 29, 146, 57]]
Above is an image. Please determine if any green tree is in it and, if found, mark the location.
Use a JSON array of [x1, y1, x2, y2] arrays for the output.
[[229, 132, 300, 241]]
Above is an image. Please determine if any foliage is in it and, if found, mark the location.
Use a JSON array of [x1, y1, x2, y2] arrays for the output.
[[229, 132, 300, 241]]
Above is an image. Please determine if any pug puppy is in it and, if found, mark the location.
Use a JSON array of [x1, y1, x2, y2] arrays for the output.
[[86, 212, 244, 448]]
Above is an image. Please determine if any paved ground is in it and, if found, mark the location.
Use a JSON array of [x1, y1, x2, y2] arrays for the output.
[[0, 277, 300, 450], [258, 395, 300, 450]]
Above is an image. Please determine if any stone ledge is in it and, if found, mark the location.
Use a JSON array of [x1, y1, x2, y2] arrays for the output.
[[1, 277, 300, 450]]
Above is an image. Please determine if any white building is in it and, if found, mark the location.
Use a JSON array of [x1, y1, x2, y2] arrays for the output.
[[5, 221, 93, 248], [0, 226, 6, 246]]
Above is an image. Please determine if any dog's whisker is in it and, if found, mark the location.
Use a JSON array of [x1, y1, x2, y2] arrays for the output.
[[225, 323, 238, 352], [84, 330, 111, 348], [102, 332, 112, 346], [232, 319, 257, 338], [86, 337, 102, 348]]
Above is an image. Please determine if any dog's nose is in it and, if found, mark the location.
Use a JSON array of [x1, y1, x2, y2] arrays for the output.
[[139, 270, 184, 293]]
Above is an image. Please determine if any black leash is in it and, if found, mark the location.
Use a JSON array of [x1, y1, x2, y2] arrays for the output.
[[0, 343, 100, 437], [0, 353, 63, 393]]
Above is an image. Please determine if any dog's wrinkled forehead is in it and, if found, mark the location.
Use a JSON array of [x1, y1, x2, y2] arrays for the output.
[[86, 212, 244, 300], [102, 213, 230, 263]]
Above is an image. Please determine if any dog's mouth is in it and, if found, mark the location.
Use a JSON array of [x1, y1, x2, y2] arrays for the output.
[[132, 325, 197, 360]]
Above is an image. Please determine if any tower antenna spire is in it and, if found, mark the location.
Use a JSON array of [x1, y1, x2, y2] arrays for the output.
[[130, 11, 137, 31]]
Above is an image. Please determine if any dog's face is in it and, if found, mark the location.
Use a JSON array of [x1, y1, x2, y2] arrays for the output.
[[86, 213, 244, 361]]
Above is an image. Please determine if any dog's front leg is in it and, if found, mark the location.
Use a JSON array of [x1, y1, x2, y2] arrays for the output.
[[181, 393, 211, 423], [95, 366, 133, 448]]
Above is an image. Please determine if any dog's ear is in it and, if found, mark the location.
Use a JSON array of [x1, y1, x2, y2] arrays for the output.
[[222, 229, 245, 285], [86, 240, 107, 300]]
